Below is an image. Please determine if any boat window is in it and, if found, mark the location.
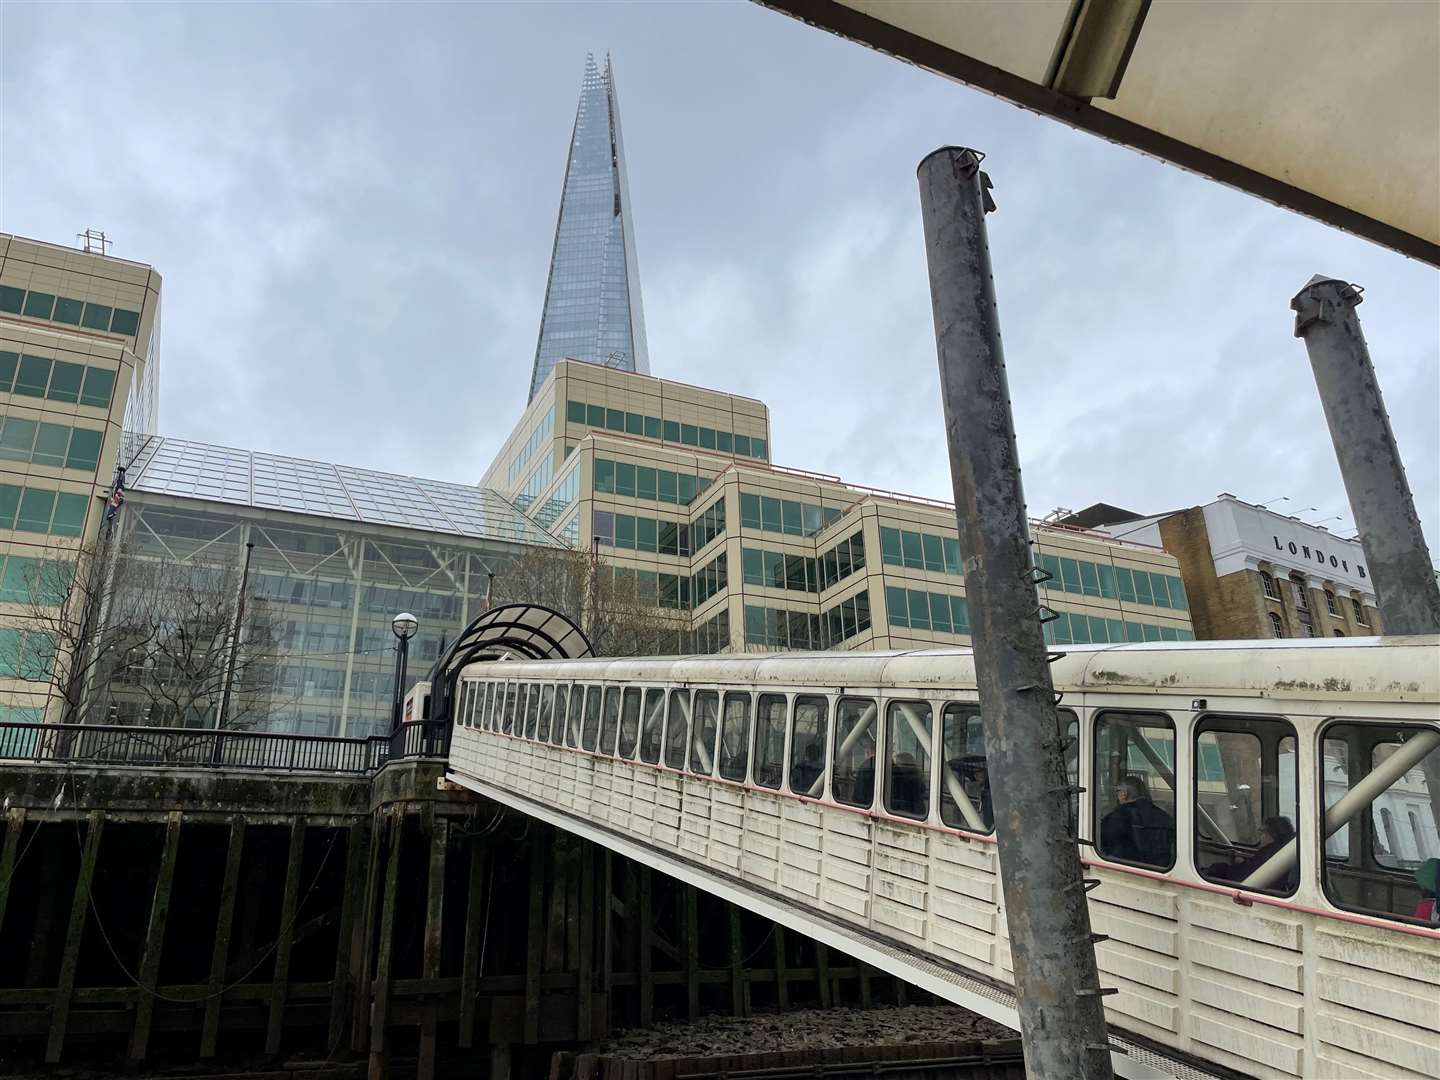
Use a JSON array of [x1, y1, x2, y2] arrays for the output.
[[789, 696, 829, 799], [482, 682, 496, 731], [467, 683, 480, 727], [753, 694, 787, 789], [501, 682, 517, 735], [524, 683, 541, 739], [939, 704, 991, 832], [515, 684, 529, 736], [665, 690, 691, 769], [537, 684, 554, 741], [599, 688, 621, 755], [1193, 715, 1299, 896], [618, 688, 642, 758], [566, 685, 583, 748], [1065, 713, 1079, 829], [1094, 711, 1176, 871], [639, 689, 665, 764], [885, 701, 933, 820], [581, 686, 602, 751], [832, 698, 877, 809], [1321, 721, 1440, 924], [689, 691, 719, 776], [550, 684, 569, 744], [718, 693, 751, 781]]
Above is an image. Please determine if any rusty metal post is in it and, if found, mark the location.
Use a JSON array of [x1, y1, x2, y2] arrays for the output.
[[1292, 277, 1440, 635], [918, 146, 1114, 1080]]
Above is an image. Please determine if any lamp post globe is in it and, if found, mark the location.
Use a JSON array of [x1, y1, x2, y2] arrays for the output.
[[389, 612, 419, 732]]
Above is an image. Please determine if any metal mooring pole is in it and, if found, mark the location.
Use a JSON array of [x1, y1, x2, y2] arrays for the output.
[[918, 147, 1115, 1080], [1292, 277, 1440, 635]]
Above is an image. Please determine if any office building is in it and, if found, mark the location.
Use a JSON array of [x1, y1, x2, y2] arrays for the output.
[[484, 360, 1196, 655], [1065, 497, 1381, 639], [0, 233, 161, 721], [529, 54, 649, 402]]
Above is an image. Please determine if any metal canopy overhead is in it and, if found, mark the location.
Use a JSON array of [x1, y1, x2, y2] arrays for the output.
[[438, 602, 594, 678], [758, 0, 1440, 265]]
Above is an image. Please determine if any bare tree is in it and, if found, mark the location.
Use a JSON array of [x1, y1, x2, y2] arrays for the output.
[[489, 545, 694, 657], [8, 543, 284, 729]]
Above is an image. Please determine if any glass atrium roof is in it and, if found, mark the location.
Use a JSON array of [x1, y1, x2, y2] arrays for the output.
[[125, 436, 564, 547]]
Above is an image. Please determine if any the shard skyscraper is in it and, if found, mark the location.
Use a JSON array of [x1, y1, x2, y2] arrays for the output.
[[528, 54, 650, 402]]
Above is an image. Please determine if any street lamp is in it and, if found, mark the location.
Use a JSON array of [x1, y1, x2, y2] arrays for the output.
[[390, 611, 419, 731]]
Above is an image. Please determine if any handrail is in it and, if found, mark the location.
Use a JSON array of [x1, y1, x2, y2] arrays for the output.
[[0, 719, 449, 776]]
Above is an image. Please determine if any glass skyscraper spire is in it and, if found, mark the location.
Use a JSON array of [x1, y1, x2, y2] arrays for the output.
[[528, 54, 650, 402]]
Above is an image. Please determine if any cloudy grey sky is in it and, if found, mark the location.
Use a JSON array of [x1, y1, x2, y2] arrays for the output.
[[4, 2, 1436, 557]]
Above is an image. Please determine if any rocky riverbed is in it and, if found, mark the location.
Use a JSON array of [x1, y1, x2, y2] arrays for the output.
[[590, 1004, 1016, 1060]]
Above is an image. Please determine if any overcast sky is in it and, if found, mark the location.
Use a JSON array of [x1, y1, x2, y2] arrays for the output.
[[4, 2, 1436, 559]]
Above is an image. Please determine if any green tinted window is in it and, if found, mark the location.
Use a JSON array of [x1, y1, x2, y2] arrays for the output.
[[32, 424, 70, 467], [657, 470, 677, 503], [1133, 571, 1154, 605], [1167, 576, 1188, 610], [740, 492, 761, 529], [1116, 567, 1137, 603], [1142, 623, 1161, 641], [636, 517, 657, 553], [615, 514, 636, 549], [698, 426, 716, 449], [643, 416, 661, 439], [567, 400, 586, 423], [0, 485, 19, 528], [46, 361, 83, 403], [951, 596, 970, 634], [752, 438, 767, 460], [1059, 558, 1082, 593], [1089, 616, 1110, 642], [109, 308, 140, 336], [605, 409, 624, 432], [1159, 626, 1179, 641], [906, 589, 931, 630], [615, 461, 636, 497], [81, 302, 112, 331], [663, 419, 680, 442], [636, 466, 657, 500], [1069, 614, 1090, 643], [22, 291, 55, 319], [716, 431, 732, 452], [733, 434, 751, 457], [51, 493, 87, 537], [1079, 561, 1101, 596], [80, 366, 116, 408], [901, 530, 923, 570], [625, 411, 643, 435], [16, 488, 56, 533], [880, 527, 903, 565], [0, 286, 23, 314], [0, 351, 17, 391], [15, 355, 51, 397], [680, 424, 698, 446], [1107, 618, 1126, 643], [885, 586, 908, 629], [677, 473, 697, 504], [1097, 564, 1117, 598], [760, 496, 781, 532], [1149, 572, 1171, 608], [929, 592, 951, 633], [0, 418, 37, 461], [587, 404, 604, 426], [922, 534, 944, 573], [0, 558, 31, 602], [1126, 621, 1144, 642], [743, 547, 763, 584], [943, 537, 963, 576], [781, 500, 802, 536], [53, 297, 84, 325], [65, 427, 103, 472], [593, 458, 615, 493]]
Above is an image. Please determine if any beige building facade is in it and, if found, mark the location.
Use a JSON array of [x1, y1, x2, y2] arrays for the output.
[[1074, 496, 1381, 640], [0, 234, 162, 720], [485, 362, 1195, 654]]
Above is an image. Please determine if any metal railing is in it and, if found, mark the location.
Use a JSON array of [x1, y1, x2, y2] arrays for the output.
[[0, 719, 450, 776]]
